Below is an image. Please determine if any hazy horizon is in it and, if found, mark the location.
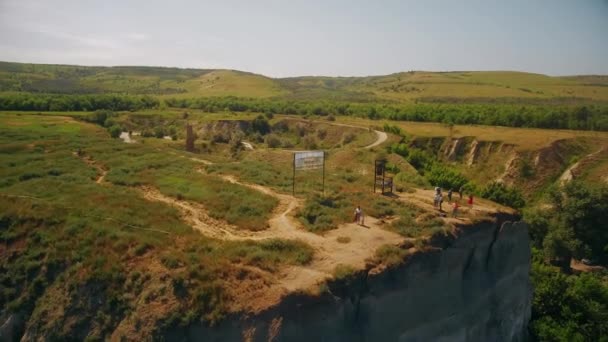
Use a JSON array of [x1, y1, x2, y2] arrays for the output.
[[1, 0, 607, 77]]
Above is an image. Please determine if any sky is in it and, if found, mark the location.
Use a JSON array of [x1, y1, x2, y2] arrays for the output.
[[0, 0, 607, 77]]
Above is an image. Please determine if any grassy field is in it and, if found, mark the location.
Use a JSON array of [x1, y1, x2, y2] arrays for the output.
[[2, 61, 608, 103], [0, 110, 442, 339], [0, 113, 317, 339], [1, 107, 605, 339]]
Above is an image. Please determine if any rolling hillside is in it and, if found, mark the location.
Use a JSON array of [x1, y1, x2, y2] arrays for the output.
[[1, 61, 608, 103]]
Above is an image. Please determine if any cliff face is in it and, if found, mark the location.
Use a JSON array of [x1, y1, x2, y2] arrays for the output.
[[169, 218, 532, 342]]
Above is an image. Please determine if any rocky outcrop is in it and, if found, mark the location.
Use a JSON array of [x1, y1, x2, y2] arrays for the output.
[[467, 140, 481, 166], [168, 217, 532, 342], [445, 138, 465, 161]]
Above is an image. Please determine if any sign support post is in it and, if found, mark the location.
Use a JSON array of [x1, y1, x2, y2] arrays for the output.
[[322, 151, 325, 196]]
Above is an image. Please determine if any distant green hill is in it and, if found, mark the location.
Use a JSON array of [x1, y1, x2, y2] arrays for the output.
[[1, 61, 608, 103]]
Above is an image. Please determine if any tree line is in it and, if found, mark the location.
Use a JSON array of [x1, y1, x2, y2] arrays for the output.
[[1, 93, 607, 131], [166, 97, 608, 131], [0, 93, 159, 112]]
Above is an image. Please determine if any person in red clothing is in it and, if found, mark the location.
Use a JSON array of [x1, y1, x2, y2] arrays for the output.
[[468, 195, 474, 208]]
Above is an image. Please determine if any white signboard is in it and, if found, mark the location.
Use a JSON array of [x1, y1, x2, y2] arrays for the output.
[[294, 151, 324, 171]]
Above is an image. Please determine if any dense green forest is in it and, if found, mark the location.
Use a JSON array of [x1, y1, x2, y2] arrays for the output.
[[1, 93, 607, 131], [525, 182, 608, 341]]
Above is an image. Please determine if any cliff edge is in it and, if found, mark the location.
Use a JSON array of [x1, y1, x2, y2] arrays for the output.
[[167, 216, 532, 341]]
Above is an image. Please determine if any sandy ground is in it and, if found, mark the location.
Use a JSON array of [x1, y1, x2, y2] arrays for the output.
[[571, 259, 606, 273]]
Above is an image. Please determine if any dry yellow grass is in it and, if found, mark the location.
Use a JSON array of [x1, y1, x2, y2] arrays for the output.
[[334, 116, 608, 151], [163, 70, 287, 98]]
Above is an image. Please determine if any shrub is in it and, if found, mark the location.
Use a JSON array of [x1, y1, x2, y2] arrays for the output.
[[383, 123, 402, 135], [341, 132, 355, 145], [375, 245, 407, 267], [303, 135, 318, 149], [109, 125, 122, 138], [333, 264, 357, 280], [481, 182, 526, 209], [154, 127, 165, 138], [406, 149, 434, 170], [316, 128, 327, 140], [391, 143, 409, 158], [298, 195, 347, 233], [19, 172, 43, 181], [264, 134, 281, 148], [251, 115, 270, 135], [425, 164, 468, 190]]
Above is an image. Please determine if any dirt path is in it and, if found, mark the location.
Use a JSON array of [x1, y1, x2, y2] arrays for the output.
[[323, 121, 388, 149], [285, 117, 388, 150], [74, 152, 108, 184], [140, 187, 247, 240], [142, 173, 405, 298], [364, 130, 388, 149]]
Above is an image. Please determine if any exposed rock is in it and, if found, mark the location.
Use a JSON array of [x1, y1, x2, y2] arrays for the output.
[[0, 315, 21, 341], [467, 140, 481, 166], [496, 153, 519, 185], [445, 138, 465, 161]]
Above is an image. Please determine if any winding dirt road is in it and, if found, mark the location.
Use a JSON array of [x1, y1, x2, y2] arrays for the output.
[[364, 130, 388, 149]]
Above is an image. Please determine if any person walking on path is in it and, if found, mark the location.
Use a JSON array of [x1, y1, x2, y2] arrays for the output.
[[448, 189, 453, 203], [458, 186, 463, 200], [439, 193, 444, 211], [452, 201, 459, 218], [468, 195, 474, 208], [354, 206, 365, 225], [434, 187, 442, 208]]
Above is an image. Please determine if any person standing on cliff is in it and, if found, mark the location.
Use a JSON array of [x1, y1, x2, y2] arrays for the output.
[[448, 189, 453, 203], [452, 201, 459, 218], [354, 206, 365, 226]]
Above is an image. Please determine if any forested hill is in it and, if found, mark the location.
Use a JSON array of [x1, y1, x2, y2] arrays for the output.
[[1, 61, 608, 103]]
